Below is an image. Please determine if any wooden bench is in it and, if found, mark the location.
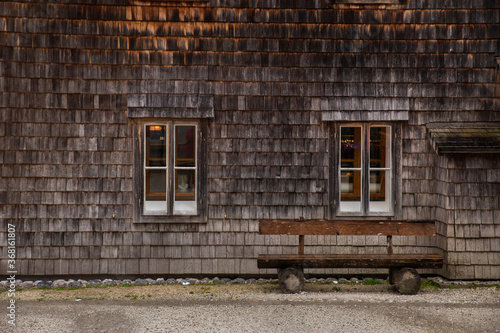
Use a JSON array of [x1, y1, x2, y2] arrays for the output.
[[257, 219, 443, 294]]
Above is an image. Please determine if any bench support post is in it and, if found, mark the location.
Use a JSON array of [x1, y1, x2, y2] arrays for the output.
[[298, 235, 305, 255], [387, 235, 393, 255]]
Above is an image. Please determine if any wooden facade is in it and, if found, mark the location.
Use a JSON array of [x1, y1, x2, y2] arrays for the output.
[[0, 0, 499, 279]]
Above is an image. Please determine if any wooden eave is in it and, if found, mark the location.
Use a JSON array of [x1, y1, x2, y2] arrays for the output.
[[426, 123, 500, 154]]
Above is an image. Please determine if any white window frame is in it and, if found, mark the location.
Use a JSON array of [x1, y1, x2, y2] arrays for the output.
[[172, 122, 198, 215], [133, 119, 207, 223], [332, 122, 400, 217], [143, 122, 170, 214]]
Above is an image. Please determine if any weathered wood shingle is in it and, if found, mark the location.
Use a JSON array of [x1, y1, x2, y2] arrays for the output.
[[0, 0, 498, 278]]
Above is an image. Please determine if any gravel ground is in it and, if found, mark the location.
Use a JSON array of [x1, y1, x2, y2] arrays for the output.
[[1, 283, 499, 333]]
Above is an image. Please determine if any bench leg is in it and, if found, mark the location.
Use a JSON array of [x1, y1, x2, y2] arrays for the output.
[[278, 266, 305, 293], [389, 268, 398, 285], [393, 267, 421, 295]]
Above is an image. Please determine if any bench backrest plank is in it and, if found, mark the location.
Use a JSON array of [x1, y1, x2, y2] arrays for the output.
[[259, 220, 436, 236]]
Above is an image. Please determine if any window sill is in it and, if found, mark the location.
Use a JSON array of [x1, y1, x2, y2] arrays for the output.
[[335, 212, 395, 219], [134, 214, 207, 224]]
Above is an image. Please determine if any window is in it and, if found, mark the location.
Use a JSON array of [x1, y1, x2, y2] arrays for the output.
[[331, 123, 400, 217], [133, 119, 207, 223]]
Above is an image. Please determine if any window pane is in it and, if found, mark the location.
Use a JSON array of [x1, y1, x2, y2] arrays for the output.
[[369, 170, 386, 201], [369, 170, 391, 212], [146, 125, 166, 167], [174, 169, 196, 213], [341, 127, 362, 168], [340, 170, 361, 202], [176, 126, 196, 167], [145, 170, 166, 211], [370, 127, 390, 168], [340, 170, 361, 211]]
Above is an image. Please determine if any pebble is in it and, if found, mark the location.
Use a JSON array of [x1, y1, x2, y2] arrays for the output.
[[1, 276, 496, 291], [133, 279, 149, 286], [21, 281, 35, 289], [52, 280, 68, 289]]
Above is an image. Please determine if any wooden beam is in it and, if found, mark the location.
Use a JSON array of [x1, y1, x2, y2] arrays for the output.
[[257, 254, 443, 269], [259, 220, 436, 236]]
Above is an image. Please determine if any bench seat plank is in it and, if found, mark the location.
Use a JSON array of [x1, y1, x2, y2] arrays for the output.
[[259, 220, 437, 236], [257, 254, 443, 269]]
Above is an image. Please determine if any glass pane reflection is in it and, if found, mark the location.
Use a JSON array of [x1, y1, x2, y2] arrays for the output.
[[369, 170, 386, 201], [146, 170, 166, 201], [370, 127, 389, 169], [146, 125, 166, 167], [340, 170, 361, 202], [341, 127, 362, 168], [176, 126, 196, 167], [175, 169, 195, 200]]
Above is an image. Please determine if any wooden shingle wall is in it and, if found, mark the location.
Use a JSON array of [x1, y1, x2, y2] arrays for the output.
[[435, 154, 500, 279], [0, 0, 498, 278]]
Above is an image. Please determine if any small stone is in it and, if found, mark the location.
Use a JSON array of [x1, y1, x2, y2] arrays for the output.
[[180, 279, 196, 285], [21, 281, 35, 289], [88, 279, 102, 287], [212, 277, 224, 284], [245, 278, 257, 284], [257, 278, 269, 284], [308, 278, 318, 283], [153, 278, 165, 285], [338, 278, 349, 284], [78, 279, 88, 287], [200, 278, 211, 284], [325, 278, 337, 284], [221, 278, 231, 284], [146, 278, 155, 285], [166, 278, 177, 284], [102, 279, 116, 287], [68, 280, 83, 288], [231, 278, 245, 284], [122, 279, 133, 286], [36, 280, 52, 289], [133, 279, 148, 286], [52, 280, 68, 289], [0, 281, 9, 291], [350, 277, 359, 283]]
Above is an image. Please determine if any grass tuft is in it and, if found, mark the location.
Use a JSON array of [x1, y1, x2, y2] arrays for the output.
[[421, 280, 440, 290]]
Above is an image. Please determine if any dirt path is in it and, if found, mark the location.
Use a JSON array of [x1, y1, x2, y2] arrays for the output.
[[1, 284, 499, 333]]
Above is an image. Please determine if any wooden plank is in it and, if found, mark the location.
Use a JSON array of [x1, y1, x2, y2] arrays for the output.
[[259, 220, 436, 236], [257, 254, 443, 269]]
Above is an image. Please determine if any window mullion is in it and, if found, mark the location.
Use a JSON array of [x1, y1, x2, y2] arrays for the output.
[[363, 124, 369, 214], [167, 121, 174, 214]]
